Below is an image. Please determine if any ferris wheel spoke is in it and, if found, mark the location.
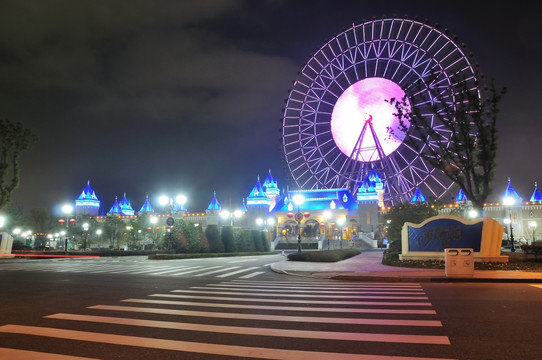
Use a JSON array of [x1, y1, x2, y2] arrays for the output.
[[282, 18, 478, 203]]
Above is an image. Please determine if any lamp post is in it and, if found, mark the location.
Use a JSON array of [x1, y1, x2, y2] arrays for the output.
[[96, 229, 103, 248], [528, 221, 537, 244], [150, 216, 158, 248], [323, 211, 332, 250], [337, 217, 345, 249], [61, 204, 75, 251], [293, 194, 305, 253], [503, 196, 516, 252], [82, 222, 89, 250]]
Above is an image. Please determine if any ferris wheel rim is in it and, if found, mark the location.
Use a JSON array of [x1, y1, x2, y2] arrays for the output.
[[281, 17, 480, 204]]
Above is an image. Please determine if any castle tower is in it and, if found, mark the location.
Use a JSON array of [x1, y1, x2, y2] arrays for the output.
[[262, 170, 280, 210], [75, 180, 100, 216], [246, 176, 271, 230], [356, 168, 382, 234]]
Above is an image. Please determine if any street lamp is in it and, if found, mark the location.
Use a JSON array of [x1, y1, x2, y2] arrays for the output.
[[221, 209, 242, 226], [158, 194, 187, 215], [292, 194, 305, 253], [0, 215, 5, 229], [96, 229, 103, 248], [61, 204, 75, 251], [82, 222, 90, 250], [503, 196, 516, 252]]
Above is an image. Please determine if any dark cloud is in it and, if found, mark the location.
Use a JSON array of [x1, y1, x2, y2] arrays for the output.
[[1, 0, 540, 213]]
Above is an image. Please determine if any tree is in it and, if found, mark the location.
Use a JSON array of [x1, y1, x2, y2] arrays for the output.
[[0, 119, 37, 209], [103, 215, 124, 249], [205, 224, 223, 253], [383, 203, 439, 244], [221, 225, 236, 252], [27, 207, 55, 249], [390, 76, 505, 211]]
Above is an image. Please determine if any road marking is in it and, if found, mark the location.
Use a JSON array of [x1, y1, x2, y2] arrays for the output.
[[149, 293, 432, 306], [47, 313, 449, 345], [214, 283, 424, 291], [88, 304, 441, 326], [170, 265, 221, 276], [146, 266, 195, 275], [194, 266, 241, 276], [170, 289, 428, 300], [192, 286, 426, 295], [239, 271, 265, 278], [0, 325, 455, 360], [226, 259, 253, 263], [215, 266, 259, 278], [0, 347, 100, 360], [118, 299, 436, 314]]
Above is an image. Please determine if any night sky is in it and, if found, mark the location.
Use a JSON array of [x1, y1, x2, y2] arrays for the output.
[[1, 0, 540, 215]]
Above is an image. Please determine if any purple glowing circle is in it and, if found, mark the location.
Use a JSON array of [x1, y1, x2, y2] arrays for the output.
[[331, 77, 410, 162]]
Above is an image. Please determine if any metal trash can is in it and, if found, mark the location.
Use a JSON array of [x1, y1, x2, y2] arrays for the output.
[[445, 248, 474, 277]]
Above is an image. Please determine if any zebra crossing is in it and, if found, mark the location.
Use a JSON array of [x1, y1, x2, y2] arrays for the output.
[[0, 280, 457, 359], [0, 257, 270, 279]]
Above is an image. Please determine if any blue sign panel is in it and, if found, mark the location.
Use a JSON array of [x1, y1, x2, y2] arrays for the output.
[[408, 218, 483, 252]]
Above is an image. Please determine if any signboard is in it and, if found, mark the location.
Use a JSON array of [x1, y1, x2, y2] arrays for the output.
[[401, 215, 506, 262], [407, 218, 483, 252]]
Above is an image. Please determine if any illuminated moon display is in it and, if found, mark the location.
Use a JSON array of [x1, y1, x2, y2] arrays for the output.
[[330, 77, 410, 161]]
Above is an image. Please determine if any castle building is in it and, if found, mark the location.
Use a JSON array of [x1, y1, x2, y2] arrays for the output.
[[69, 172, 542, 249]]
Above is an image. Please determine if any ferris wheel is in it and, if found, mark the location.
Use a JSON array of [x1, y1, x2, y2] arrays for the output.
[[281, 17, 480, 205]]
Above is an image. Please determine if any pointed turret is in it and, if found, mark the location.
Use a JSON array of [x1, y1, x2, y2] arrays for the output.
[[247, 175, 271, 207], [262, 170, 280, 210], [108, 196, 121, 216], [456, 188, 469, 202], [502, 177, 522, 202], [139, 195, 155, 214], [530, 182, 542, 202], [118, 193, 135, 216], [410, 187, 426, 203], [206, 191, 221, 212], [75, 180, 100, 216]]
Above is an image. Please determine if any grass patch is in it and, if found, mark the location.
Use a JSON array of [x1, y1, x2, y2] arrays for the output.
[[287, 249, 361, 262]]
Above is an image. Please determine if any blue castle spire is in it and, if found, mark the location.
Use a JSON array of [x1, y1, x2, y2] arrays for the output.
[[410, 186, 426, 203], [207, 191, 221, 211], [502, 177, 521, 201], [75, 180, 100, 216], [139, 195, 154, 214], [530, 182, 542, 202]]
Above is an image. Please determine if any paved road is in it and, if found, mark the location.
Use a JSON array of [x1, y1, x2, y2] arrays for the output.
[[1, 256, 541, 359], [0, 254, 283, 280], [0, 278, 449, 359]]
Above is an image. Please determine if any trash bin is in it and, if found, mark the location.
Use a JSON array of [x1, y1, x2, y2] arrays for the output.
[[445, 248, 474, 277]]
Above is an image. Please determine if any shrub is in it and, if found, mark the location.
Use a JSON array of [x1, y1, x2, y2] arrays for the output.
[[287, 249, 361, 262], [221, 226, 236, 253]]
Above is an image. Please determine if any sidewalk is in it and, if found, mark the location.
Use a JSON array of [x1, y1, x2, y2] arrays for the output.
[[269, 250, 542, 282]]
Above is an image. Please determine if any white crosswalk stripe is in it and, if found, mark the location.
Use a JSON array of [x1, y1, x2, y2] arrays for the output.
[[0, 260, 269, 279], [0, 280, 455, 359]]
